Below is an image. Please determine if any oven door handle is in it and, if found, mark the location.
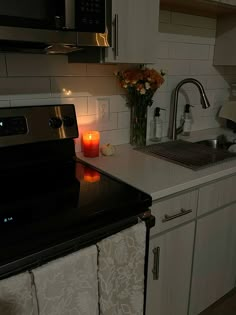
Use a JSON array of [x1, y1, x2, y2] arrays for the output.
[[140, 211, 155, 229]]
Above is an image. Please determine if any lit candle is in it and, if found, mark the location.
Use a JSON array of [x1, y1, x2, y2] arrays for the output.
[[82, 131, 100, 157]]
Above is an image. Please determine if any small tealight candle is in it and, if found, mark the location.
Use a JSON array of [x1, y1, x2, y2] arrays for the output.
[[82, 131, 100, 157]]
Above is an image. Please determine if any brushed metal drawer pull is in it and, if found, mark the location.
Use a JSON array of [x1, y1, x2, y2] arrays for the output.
[[152, 246, 160, 280], [162, 208, 192, 223]]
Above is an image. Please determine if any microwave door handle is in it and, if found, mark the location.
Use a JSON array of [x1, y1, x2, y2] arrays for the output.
[[65, 0, 75, 29], [114, 14, 119, 58]]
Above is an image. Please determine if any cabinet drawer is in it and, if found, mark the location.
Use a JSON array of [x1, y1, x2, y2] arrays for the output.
[[151, 190, 198, 235], [198, 175, 236, 216]]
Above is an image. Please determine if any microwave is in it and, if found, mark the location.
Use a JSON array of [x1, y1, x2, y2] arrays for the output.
[[0, 0, 111, 54]]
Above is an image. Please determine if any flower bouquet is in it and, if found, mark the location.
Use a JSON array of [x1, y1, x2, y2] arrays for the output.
[[115, 65, 165, 146]]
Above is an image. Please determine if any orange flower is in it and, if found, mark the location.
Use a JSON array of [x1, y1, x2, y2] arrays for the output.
[[115, 66, 165, 105]]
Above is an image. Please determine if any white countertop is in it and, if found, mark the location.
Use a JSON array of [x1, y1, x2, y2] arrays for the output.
[[76, 128, 236, 201]]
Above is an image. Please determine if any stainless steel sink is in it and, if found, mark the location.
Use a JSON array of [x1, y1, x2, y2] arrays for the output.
[[195, 135, 233, 150], [136, 139, 236, 170]]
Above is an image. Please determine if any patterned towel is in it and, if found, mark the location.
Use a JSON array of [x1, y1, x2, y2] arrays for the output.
[[97, 222, 147, 315], [0, 272, 37, 315], [32, 245, 98, 315]]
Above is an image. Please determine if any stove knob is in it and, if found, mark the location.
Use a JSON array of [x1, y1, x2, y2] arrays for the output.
[[63, 116, 75, 127], [49, 117, 62, 129]]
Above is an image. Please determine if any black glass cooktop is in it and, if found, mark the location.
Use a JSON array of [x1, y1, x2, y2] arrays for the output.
[[0, 160, 151, 278]]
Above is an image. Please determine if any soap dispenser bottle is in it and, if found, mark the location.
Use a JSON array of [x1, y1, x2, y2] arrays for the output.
[[150, 107, 165, 142], [182, 104, 192, 136]]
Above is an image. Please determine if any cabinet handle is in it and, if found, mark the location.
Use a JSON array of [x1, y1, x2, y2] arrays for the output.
[[114, 14, 119, 57], [152, 247, 160, 280], [162, 208, 192, 223]]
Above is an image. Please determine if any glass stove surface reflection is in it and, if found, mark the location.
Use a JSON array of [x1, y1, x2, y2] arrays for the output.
[[0, 161, 151, 271]]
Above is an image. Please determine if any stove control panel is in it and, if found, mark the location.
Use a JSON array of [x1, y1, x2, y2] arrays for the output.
[[49, 117, 63, 129], [0, 104, 78, 147], [49, 116, 75, 129], [63, 116, 75, 127], [0, 116, 27, 136]]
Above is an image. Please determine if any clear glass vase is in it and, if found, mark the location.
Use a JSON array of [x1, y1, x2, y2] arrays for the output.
[[130, 103, 148, 147]]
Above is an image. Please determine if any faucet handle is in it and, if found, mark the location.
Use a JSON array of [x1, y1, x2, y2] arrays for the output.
[[185, 104, 194, 109], [154, 107, 166, 117], [184, 104, 194, 115]]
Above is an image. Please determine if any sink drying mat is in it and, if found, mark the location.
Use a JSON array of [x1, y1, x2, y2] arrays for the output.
[[136, 140, 236, 170]]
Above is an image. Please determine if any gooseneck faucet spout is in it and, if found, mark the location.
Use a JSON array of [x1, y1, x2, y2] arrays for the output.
[[168, 78, 210, 140]]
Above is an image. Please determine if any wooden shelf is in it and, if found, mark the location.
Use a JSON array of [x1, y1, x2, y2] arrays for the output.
[[160, 0, 236, 18]]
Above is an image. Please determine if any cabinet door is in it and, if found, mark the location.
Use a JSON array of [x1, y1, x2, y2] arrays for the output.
[[151, 189, 198, 235], [198, 175, 236, 216], [214, 15, 236, 65], [189, 204, 236, 315], [146, 221, 195, 315], [104, 0, 159, 63]]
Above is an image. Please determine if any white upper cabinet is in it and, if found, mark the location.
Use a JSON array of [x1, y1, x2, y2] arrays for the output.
[[218, 0, 236, 5], [160, 0, 236, 18], [207, 0, 236, 4], [214, 15, 236, 65], [103, 0, 159, 64]]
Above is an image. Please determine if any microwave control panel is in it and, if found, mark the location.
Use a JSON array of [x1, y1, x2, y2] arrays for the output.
[[76, 0, 105, 33]]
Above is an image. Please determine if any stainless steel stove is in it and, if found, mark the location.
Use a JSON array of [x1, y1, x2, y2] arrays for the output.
[[0, 104, 153, 280]]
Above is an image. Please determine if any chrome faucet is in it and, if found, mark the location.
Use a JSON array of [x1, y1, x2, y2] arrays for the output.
[[168, 78, 211, 140]]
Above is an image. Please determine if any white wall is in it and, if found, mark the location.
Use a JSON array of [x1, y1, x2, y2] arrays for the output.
[[147, 10, 236, 140], [0, 10, 236, 151]]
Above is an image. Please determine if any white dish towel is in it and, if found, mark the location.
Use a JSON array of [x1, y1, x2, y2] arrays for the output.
[[32, 245, 99, 315], [97, 221, 147, 315], [0, 271, 37, 315]]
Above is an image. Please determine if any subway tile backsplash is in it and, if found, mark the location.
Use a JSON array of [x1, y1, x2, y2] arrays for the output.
[[0, 77, 51, 96], [168, 42, 210, 60], [0, 10, 236, 152], [171, 12, 217, 30]]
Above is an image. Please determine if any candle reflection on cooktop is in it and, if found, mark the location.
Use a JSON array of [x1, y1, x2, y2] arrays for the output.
[[0, 160, 151, 270]]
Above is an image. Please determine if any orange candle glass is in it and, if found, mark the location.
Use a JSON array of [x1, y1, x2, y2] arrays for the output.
[[82, 131, 100, 157]]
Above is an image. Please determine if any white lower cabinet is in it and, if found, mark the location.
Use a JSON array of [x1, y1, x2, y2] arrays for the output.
[[189, 204, 236, 315], [146, 221, 195, 315], [146, 175, 236, 315]]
